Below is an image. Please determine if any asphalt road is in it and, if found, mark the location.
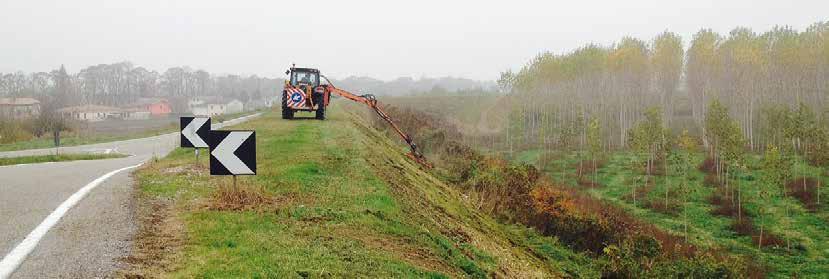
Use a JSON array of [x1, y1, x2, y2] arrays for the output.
[[0, 113, 259, 278]]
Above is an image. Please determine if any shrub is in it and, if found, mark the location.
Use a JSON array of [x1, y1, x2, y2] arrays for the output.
[[698, 157, 717, 174], [0, 119, 33, 144], [785, 177, 822, 211]]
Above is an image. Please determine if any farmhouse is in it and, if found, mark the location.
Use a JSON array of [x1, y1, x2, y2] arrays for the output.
[[126, 98, 172, 116], [58, 105, 122, 122], [0, 97, 40, 119], [225, 99, 244, 114]]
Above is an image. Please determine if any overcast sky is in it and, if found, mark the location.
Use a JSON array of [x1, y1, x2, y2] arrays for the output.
[[1, 0, 827, 81]]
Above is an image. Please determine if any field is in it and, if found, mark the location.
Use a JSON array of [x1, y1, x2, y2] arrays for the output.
[[381, 93, 829, 278], [531, 150, 829, 277]]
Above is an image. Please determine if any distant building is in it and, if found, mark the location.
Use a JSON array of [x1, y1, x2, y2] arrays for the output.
[[189, 96, 238, 117], [226, 99, 244, 114], [0, 97, 40, 119], [192, 103, 226, 117], [58, 105, 122, 122], [121, 108, 151, 120], [126, 98, 172, 116]]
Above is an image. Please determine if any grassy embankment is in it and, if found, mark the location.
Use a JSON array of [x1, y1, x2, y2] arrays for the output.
[[520, 149, 829, 278], [0, 153, 127, 166], [122, 104, 598, 278]]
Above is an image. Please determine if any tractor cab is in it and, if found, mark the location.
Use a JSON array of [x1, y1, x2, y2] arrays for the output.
[[289, 68, 320, 87]]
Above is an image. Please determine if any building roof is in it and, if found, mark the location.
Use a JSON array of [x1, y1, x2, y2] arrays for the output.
[[0, 97, 40, 106], [58, 105, 122, 113], [123, 98, 169, 110]]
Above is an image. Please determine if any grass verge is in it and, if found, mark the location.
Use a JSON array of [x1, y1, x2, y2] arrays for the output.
[[0, 153, 127, 166]]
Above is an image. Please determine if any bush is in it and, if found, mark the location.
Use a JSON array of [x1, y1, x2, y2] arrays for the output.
[[0, 120, 33, 144], [785, 177, 822, 211]]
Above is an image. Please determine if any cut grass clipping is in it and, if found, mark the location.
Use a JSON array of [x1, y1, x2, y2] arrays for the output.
[[0, 153, 127, 166]]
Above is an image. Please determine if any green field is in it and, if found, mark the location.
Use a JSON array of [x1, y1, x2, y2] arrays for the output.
[[124, 105, 598, 278], [525, 149, 829, 278]]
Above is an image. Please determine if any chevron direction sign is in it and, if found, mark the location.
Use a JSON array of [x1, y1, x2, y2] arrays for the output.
[[209, 130, 256, 175], [180, 117, 211, 148]]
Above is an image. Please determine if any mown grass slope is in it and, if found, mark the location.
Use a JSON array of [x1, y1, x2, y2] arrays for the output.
[[124, 104, 598, 278]]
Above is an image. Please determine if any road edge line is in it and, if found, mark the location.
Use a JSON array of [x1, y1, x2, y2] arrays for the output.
[[0, 163, 144, 279]]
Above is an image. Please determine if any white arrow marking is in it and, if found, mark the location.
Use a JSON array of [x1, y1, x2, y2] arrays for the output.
[[212, 132, 253, 175], [182, 118, 209, 148]]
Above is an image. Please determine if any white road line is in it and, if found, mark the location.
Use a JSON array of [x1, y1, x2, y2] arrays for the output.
[[0, 163, 144, 279]]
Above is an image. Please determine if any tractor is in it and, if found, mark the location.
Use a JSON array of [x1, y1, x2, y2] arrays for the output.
[[280, 65, 430, 167]]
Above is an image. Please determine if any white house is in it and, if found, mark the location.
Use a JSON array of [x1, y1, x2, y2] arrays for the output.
[[192, 103, 226, 117], [226, 99, 244, 114], [121, 108, 151, 120], [58, 105, 122, 122]]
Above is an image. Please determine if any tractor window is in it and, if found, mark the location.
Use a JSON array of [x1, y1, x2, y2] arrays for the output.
[[291, 71, 319, 87]]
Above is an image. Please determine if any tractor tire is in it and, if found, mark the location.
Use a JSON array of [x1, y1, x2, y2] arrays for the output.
[[313, 92, 326, 120], [281, 91, 294, 119], [315, 104, 326, 120]]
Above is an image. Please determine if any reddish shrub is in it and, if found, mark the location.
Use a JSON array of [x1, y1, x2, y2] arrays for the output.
[[753, 231, 786, 248], [785, 177, 822, 211], [644, 159, 667, 176], [647, 199, 681, 216], [622, 178, 656, 205], [577, 177, 602, 188], [574, 159, 605, 177], [703, 174, 721, 187], [731, 218, 756, 236], [698, 157, 717, 174]]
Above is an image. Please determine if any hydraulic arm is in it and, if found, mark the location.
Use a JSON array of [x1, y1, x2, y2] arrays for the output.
[[322, 84, 430, 168]]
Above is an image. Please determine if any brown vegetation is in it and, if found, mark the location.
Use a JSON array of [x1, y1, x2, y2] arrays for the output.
[[785, 177, 823, 211], [205, 182, 281, 212], [698, 157, 717, 174], [118, 186, 185, 278], [708, 182, 786, 249]]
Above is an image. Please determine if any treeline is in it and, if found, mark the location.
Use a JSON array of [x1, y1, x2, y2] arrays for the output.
[[499, 22, 829, 152], [1, 62, 497, 109], [0, 62, 282, 110], [334, 76, 496, 96]]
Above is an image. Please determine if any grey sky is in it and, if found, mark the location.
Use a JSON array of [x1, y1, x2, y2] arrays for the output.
[[1, 0, 827, 81]]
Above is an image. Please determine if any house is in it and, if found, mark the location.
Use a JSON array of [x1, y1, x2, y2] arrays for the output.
[[126, 98, 172, 116], [192, 103, 226, 117], [121, 108, 151, 120], [189, 96, 238, 117], [225, 99, 244, 114], [58, 105, 122, 122], [0, 97, 40, 119]]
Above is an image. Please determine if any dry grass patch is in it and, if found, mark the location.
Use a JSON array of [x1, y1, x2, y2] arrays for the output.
[[205, 180, 282, 212], [118, 193, 185, 278]]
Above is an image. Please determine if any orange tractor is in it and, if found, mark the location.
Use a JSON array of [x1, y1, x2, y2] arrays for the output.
[[281, 65, 429, 167]]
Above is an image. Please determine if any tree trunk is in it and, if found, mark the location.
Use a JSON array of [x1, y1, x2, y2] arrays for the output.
[[758, 225, 764, 250], [737, 180, 742, 221]]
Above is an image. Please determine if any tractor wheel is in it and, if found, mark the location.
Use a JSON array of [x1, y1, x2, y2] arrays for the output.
[[283, 108, 294, 119], [281, 91, 294, 119], [315, 104, 326, 120]]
